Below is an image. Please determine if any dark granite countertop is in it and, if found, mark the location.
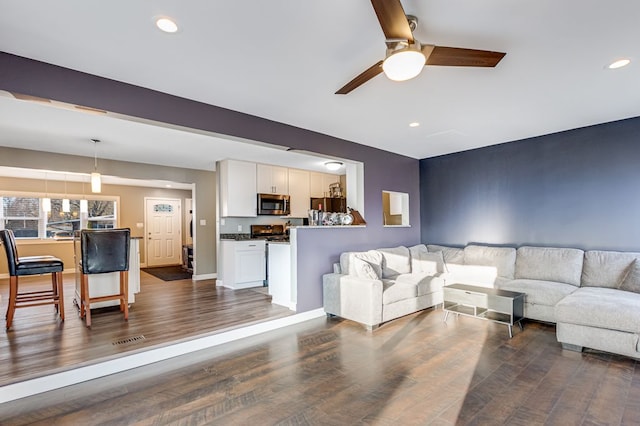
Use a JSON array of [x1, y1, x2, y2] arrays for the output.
[[220, 233, 252, 241]]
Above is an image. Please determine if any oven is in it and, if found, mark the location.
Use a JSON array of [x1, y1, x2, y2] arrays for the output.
[[250, 224, 288, 286]]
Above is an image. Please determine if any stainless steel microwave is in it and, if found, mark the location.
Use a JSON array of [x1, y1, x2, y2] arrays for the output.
[[257, 193, 290, 215]]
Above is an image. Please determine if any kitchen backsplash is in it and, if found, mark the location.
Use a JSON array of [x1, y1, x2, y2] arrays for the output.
[[218, 216, 304, 234]]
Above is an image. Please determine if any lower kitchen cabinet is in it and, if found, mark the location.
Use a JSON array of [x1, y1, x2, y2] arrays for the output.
[[219, 240, 266, 289]]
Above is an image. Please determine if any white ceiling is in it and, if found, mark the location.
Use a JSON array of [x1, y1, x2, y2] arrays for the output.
[[0, 0, 639, 169]]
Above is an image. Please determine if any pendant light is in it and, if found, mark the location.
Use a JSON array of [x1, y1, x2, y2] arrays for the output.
[[91, 139, 102, 193], [42, 172, 51, 213], [80, 176, 88, 213], [62, 173, 70, 212]]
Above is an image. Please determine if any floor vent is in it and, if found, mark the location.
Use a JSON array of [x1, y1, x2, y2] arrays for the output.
[[112, 335, 146, 346]]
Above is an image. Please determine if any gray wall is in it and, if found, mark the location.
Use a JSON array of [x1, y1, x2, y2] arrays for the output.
[[0, 52, 421, 312], [420, 116, 640, 252], [0, 146, 215, 273]]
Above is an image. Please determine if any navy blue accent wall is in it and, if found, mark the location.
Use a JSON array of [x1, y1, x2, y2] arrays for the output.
[[0, 52, 421, 313], [420, 117, 640, 251]]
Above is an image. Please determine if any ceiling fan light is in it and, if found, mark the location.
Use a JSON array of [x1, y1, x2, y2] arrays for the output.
[[383, 48, 426, 82]]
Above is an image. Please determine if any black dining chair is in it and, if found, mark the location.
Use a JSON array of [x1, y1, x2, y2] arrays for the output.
[[79, 228, 130, 328], [0, 229, 65, 330]]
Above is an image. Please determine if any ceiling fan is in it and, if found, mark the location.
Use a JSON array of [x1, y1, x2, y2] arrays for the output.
[[335, 0, 506, 94]]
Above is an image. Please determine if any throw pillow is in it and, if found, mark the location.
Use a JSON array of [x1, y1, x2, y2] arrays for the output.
[[353, 250, 383, 278], [352, 257, 380, 280], [618, 259, 640, 293], [414, 250, 446, 275]]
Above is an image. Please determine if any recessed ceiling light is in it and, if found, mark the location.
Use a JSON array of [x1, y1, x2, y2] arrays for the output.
[[608, 58, 630, 69], [409, 122, 420, 127], [156, 17, 179, 33]]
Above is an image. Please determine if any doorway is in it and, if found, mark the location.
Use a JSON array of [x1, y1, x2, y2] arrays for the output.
[[144, 197, 182, 267]]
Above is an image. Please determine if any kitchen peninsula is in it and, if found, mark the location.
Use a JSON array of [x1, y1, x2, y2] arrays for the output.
[[72, 236, 141, 309]]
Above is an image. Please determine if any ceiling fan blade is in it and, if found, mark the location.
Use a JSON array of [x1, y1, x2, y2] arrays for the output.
[[370, 0, 414, 42], [335, 61, 384, 95], [425, 46, 506, 67]]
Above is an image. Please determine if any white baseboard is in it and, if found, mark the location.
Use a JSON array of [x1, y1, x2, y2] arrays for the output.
[[193, 273, 216, 281], [272, 298, 296, 311], [0, 308, 325, 404]]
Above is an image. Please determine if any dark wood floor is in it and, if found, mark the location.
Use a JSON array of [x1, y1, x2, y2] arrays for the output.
[[0, 271, 293, 386], [1, 306, 638, 425]]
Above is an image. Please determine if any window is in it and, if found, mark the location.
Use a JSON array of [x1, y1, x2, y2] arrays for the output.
[[0, 195, 118, 239], [2, 196, 40, 238]]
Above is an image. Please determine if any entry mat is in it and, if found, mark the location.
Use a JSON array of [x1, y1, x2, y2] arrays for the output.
[[142, 265, 192, 281]]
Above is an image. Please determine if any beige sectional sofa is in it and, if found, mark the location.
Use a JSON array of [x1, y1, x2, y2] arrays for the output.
[[323, 243, 640, 360]]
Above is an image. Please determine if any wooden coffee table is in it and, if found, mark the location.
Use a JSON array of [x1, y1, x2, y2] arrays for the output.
[[443, 283, 525, 338]]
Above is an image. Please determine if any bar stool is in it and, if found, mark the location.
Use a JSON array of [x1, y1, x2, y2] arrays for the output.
[[0, 229, 65, 330], [79, 228, 130, 328]]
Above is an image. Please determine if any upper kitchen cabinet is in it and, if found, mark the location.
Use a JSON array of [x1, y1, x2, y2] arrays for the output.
[[288, 168, 310, 218], [219, 159, 257, 217], [309, 172, 341, 198], [257, 164, 288, 194]]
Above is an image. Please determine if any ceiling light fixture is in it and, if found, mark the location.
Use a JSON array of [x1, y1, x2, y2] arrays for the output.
[[156, 17, 179, 33], [409, 122, 420, 127], [324, 161, 343, 171], [382, 42, 426, 82], [608, 58, 631, 69], [90, 139, 102, 193]]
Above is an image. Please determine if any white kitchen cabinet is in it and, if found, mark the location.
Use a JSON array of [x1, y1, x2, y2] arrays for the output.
[[219, 240, 266, 289], [257, 164, 289, 194], [287, 168, 310, 218], [219, 159, 257, 217], [309, 172, 341, 198]]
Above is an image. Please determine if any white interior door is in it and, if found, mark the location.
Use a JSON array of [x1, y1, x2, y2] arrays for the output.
[[145, 198, 182, 267]]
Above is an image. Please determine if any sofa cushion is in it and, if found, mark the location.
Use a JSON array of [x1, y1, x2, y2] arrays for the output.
[[382, 278, 417, 304], [395, 273, 445, 296], [427, 244, 465, 265], [498, 279, 578, 307], [581, 250, 640, 289], [378, 246, 411, 279], [409, 245, 445, 275], [445, 264, 498, 288], [463, 245, 516, 279], [556, 287, 640, 333], [515, 246, 584, 286], [351, 257, 380, 280], [619, 259, 640, 293], [340, 250, 383, 278]]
